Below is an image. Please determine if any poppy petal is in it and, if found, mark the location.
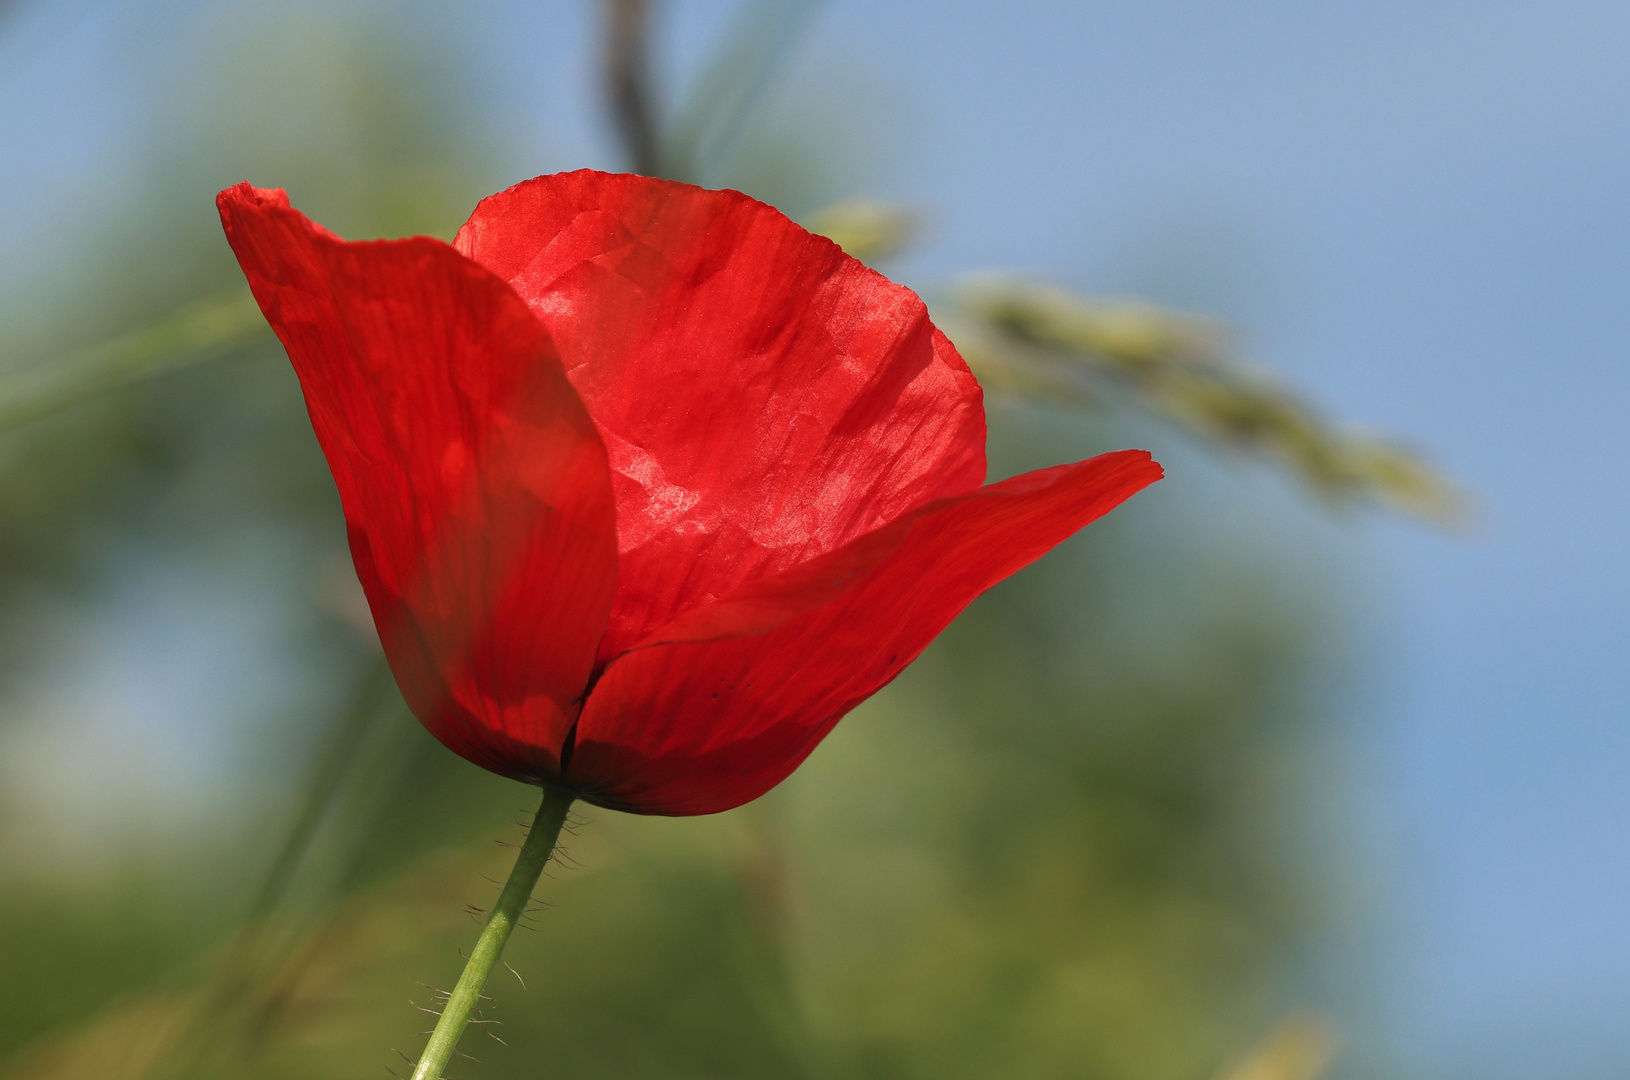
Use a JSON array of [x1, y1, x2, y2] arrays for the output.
[[568, 449, 1162, 814], [218, 184, 618, 782], [453, 171, 987, 663]]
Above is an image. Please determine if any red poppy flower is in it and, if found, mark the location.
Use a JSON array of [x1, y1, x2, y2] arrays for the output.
[[218, 171, 1161, 816]]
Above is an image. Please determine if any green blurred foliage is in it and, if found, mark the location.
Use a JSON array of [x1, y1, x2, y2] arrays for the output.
[[0, 5, 1371, 1080]]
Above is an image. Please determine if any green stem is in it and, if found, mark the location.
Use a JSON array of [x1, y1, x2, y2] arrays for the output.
[[411, 783, 575, 1080]]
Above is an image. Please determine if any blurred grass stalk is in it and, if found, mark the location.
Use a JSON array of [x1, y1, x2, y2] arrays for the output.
[[938, 274, 1468, 525], [0, 292, 267, 432], [803, 198, 918, 263], [157, 660, 425, 1080], [657, 0, 821, 183], [1214, 1015, 1338, 1080], [0, 842, 527, 1080]]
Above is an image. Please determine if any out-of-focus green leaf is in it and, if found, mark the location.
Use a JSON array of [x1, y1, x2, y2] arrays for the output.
[[0, 292, 267, 433], [805, 198, 918, 264], [947, 275, 1468, 526]]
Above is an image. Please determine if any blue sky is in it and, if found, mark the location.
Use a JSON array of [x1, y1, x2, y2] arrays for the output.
[[3, 1, 1627, 1074]]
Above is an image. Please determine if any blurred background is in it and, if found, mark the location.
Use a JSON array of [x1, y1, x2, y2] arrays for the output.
[[0, 1, 1625, 1078]]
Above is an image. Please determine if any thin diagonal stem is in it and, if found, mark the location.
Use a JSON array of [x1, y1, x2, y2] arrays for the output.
[[247, 659, 394, 924], [161, 659, 396, 1080], [410, 783, 575, 1080]]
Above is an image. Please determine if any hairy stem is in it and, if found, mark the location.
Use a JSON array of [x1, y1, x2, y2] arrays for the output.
[[410, 783, 575, 1080]]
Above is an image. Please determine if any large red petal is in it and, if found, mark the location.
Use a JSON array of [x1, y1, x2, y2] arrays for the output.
[[218, 184, 618, 782], [568, 449, 1162, 814], [453, 171, 987, 664]]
